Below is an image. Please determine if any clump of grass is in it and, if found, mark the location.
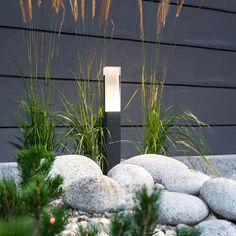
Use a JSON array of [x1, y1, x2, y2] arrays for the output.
[[16, 91, 58, 152], [60, 80, 106, 167], [15, 10, 61, 152], [0, 179, 19, 219], [0, 216, 35, 236], [137, 78, 208, 157]]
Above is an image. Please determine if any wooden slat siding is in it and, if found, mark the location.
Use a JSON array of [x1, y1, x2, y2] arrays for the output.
[[2, 28, 236, 88], [2, 126, 236, 162], [1, 1, 236, 50], [1, 76, 236, 127], [0, 1, 235, 162], [121, 126, 236, 159], [169, 0, 236, 13], [0, 128, 21, 162]]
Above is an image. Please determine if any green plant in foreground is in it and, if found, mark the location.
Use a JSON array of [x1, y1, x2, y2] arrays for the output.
[[0, 216, 35, 236], [176, 227, 201, 236], [0, 179, 19, 219], [0, 145, 67, 236], [17, 91, 58, 152], [60, 80, 106, 167], [17, 145, 56, 185], [111, 186, 160, 236], [40, 205, 69, 236], [142, 101, 207, 156]]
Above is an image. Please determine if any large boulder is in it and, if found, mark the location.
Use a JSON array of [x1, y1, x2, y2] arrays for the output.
[[200, 177, 236, 220], [159, 191, 209, 225], [63, 176, 126, 213], [49, 155, 103, 187], [195, 220, 236, 236], [162, 170, 210, 195], [0, 162, 20, 183], [107, 164, 154, 208], [123, 154, 189, 183]]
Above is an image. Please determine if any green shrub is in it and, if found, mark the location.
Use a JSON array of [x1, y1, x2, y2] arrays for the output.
[[111, 186, 160, 236], [40, 206, 69, 236], [176, 227, 201, 236], [17, 145, 56, 185], [0, 216, 35, 236], [132, 186, 160, 235], [0, 179, 19, 219]]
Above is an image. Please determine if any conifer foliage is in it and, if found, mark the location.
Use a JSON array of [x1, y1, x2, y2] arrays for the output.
[[0, 145, 68, 236], [111, 186, 160, 236]]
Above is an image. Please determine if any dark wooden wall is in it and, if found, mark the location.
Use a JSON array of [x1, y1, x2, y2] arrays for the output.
[[0, 0, 236, 162]]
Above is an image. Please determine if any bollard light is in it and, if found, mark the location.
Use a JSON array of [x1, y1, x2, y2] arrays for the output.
[[104, 66, 121, 112], [103, 66, 121, 174]]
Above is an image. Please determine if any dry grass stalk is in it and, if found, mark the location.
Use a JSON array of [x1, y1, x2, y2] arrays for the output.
[[19, 0, 27, 23], [99, 0, 111, 30], [92, 0, 96, 18], [81, 0, 85, 21], [176, 0, 184, 17], [52, 0, 62, 14], [138, 0, 144, 41], [74, 0, 79, 21], [27, 0, 32, 21], [99, 0, 105, 27], [157, 0, 170, 33], [70, 0, 79, 21], [151, 85, 158, 107], [104, 0, 111, 29]]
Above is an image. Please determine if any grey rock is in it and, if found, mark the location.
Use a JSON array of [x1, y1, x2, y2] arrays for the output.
[[173, 155, 236, 177], [88, 218, 111, 234], [176, 224, 188, 230], [60, 230, 76, 236], [123, 154, 189, 183], [203, 212, 218, 221], [154, 183, 165, 191], [63, 176, 126, 213], [49, 155, 103, 187], [0, 162, 20, 182], [159, 191, 209, 225], [162, 170, 210, 195], [200, 177, 236, 220], [195, 219, 236, 236], [108, 164, 154, 208], [226, 173, 236, 181], [65, 223, 79, 233], [165, 231, 176, 236]]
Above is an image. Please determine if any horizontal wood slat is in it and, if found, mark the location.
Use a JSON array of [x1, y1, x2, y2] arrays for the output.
[[0, 1, 236, 50], [1, 28, 236, 87], [0, 77, 236, 127], [1, 126, 236, 162]]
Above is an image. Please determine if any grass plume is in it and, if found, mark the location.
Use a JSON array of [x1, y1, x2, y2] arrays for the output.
[[138, 0, 144, 41], [19, 0, 27, 23], [92, 0, 96, 18], [81, 0, 85, 21], [157, 0, 170, 33], [52, 0, 62, 14], [27, 0, 32, 21]]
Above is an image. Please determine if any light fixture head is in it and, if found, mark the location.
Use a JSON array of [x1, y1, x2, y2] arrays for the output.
[[103, 66, 121, 112]]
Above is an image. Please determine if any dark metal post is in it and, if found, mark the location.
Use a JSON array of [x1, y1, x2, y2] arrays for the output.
[[102, 67, 121, 174], [103, 112, 121, 174]]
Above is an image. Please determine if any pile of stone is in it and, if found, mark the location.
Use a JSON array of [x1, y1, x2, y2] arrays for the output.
[[47, 154, 236, 236]]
